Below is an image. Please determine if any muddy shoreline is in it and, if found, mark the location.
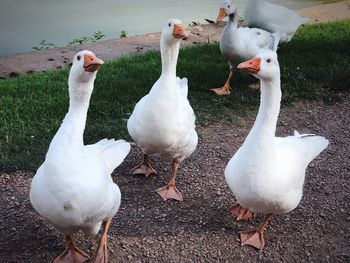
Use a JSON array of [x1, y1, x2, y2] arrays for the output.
[[0, 1, 349, 79]]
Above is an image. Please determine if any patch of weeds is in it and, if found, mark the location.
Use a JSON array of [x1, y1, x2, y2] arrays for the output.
[[120, 30, 128, 38], [68, 31, 106, 46], [32, 40, 56, 51]]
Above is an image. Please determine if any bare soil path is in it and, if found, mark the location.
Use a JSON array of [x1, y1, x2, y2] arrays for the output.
[[1, 94, 349, 262]]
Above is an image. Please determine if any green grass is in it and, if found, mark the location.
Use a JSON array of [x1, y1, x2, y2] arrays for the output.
[[0, 20, 349, 171]]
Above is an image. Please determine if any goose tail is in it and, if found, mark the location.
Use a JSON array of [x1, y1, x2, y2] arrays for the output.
[[97, 139, 131, 174], [294, 131, 329, 165]]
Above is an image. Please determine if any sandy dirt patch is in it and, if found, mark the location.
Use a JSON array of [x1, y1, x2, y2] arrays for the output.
[[1, 94, 349, 262]]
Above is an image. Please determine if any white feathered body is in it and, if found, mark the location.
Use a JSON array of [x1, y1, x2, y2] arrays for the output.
[[244, 0, 309, 42], [225, 132, 328, 214], [128, 75, 197, 162], [30, 104, 130, 236], [224, 57, 328, 215], [220, 20, 280, 69]]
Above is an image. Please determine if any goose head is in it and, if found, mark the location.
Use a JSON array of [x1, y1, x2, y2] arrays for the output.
[[68, 50, 104, 104], [217, 0, 237, 22], [161, 19, 188, 46], [69, 50, 104, 84], [237, 51, 280, 82]]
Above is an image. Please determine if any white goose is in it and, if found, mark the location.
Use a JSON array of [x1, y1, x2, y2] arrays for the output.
[[225, 50, 329, 250], [244, 0, 309, 42], [127, 19, 198, 202], [30, 50, 130, 263], [211, 0, 283, 96]]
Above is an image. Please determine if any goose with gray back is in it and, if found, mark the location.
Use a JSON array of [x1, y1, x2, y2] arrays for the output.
[[244, 0, 309, 42], [211, 0, 283, 96]]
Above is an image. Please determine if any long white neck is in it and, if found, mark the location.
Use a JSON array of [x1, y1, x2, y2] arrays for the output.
[[223, 13, 238, 37], [160, 36, 180, 79], [244, 76, 281, 145], [51, 75, 95, 150], [228, 12, 238, 26]]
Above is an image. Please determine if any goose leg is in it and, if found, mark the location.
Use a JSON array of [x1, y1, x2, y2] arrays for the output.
[[53, 235, 89, 263], [129, 154, 157, 177], [229, 203, 254, 220], [210, 70, 233, 95], [91, 220, 112, 263], [240, 214, 273, 251], [155, 160, 183, 202]]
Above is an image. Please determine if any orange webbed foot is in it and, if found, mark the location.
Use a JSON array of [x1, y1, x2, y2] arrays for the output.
[[53, 236, 90, 263], [240, 229, 265, 251], [210, 83, 232, 95], [239, 214, 273, 251], [129, 162, 157, 177], [156, 184, 183, 202]]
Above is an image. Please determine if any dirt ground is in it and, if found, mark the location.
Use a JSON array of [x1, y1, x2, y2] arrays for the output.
[[1, 94, 350, 263], [299, 0, 350, 23]]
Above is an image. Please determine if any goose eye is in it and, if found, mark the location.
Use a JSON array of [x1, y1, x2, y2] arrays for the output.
[[168, 22, 171, 27], [228, 5, 230, 8], [267, 58, 271, 63], [77, 55, 81, 61]]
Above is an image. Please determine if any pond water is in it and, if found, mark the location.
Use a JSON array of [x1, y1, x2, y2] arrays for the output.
[[0, 0, 338, 56]]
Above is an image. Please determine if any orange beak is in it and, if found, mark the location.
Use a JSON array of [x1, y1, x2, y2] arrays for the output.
[[216, 8, 227, 23], [237, 57, 261, 74], [83, 53, 104, 72], [173, 24, 189, 39]]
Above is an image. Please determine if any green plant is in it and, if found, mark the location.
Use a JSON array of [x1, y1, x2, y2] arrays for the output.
[[68, 36, 91, 46], [92, 31, 106, 42], [120, 30, 128, 38], [32, 40, 56, 51], [68, 31, 106, 46]]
